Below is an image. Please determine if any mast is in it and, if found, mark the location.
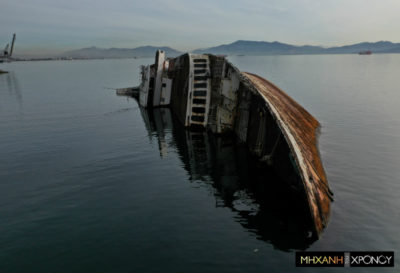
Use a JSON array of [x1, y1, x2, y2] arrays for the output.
[[9, 33, 16, 57]]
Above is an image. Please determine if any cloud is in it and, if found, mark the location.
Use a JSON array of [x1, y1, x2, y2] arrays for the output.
[[1, 0, 399, 55]]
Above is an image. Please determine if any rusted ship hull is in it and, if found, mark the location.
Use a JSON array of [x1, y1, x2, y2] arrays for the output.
[[137, 51, 333, 237], [240, 72, 333, 236]]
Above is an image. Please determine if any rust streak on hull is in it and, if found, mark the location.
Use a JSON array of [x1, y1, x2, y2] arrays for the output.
[[242, 72, 333, 237]]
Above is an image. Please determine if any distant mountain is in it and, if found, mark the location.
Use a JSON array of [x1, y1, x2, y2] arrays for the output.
[[193, 40, 400, 55], [193, 40, 325, 55], [325, 41, 400, 54], [61, 41, 400, 59], [62, 46, 182, 59]]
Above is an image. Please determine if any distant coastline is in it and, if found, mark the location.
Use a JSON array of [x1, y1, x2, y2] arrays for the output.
[[9, 57, 149, 62], [58, 40, 400, 59], [10, 40, 400, 60]]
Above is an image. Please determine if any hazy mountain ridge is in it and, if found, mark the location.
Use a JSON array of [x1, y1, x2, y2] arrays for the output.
[[193, 40, 323, 55], [61, 40, 400, 58], [193, 40, 400, 55], [324, 41, 400, 54], [62, 46, 182, 58]]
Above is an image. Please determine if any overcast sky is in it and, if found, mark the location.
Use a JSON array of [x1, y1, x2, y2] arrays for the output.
[[1, 0, 400, 55]]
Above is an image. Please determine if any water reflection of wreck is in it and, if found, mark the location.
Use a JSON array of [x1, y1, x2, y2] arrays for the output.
[[139, 107, 317, 250], [134, 50, 333, 238]]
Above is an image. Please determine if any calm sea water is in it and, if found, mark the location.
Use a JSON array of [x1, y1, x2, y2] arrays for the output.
[[1, 55, 399, 272]]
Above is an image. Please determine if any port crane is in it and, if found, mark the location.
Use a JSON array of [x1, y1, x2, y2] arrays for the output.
[[0, 33, 16, 63]]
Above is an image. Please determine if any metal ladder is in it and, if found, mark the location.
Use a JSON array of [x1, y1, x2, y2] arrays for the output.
[[186, 55, 211, 127]]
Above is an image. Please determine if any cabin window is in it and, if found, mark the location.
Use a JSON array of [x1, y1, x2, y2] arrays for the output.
[[191, 116, 205, 122], [194, 83, 207, 88], [192, 107, 206, 114], [193, 91, 207, 97], [224, 67, 230, 78], [194, 63, 207, 68], [193, 98, 206, 104], [194, 76, 207, 81]]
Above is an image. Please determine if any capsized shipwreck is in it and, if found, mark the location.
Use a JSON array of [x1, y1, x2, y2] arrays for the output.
[[135, 50, 333, 238]]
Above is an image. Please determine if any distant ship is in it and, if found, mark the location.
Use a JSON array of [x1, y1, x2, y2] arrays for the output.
[[358, 50, 372, 55]]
